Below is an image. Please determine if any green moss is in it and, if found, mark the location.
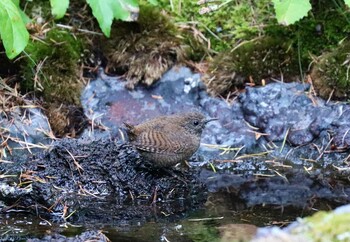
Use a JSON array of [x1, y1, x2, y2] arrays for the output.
[[21, 28, 84, 105], [311, 40, 350, 99], [157, 0, 273, 53], [204, 36, 300, 95], [182, 221, 220, 242], [231, 37, 298, 78]]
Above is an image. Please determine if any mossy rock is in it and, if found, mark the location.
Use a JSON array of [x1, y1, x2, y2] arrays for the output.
[[203, 36, 301, 96], [310, 40, 350, 100], [21, 28, 84, 105], [102, 5, 189, 90], [20, 28, 86, 137], [289, 205, 350, 241]]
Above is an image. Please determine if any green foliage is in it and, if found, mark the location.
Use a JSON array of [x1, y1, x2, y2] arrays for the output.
[[157, 0, 350, 55], [146, 0, 158, 5], [86, 0, 139, 37], [272, 0, 350, 26], [0, 0, 140, 59], [263, 0, 350, 65], [50, 0, 69, 19], [296, 7, 350, 57], [272, 0, 311, 25], [12, 0, 30, 24], [0, 0, 29, 59]]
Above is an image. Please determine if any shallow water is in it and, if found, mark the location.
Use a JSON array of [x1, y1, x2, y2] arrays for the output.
[[0, 196, 317, 241]]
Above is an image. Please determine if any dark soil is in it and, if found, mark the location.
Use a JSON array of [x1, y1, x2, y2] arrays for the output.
[[0, 138, 206, 225]]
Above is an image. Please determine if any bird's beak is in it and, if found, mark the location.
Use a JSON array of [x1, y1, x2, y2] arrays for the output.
[[205, 118, 218, 124]]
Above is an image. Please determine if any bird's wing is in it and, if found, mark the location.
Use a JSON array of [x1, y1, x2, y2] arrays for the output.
[[133, 130, 190, 155]]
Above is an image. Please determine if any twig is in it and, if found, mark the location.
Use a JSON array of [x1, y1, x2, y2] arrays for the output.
[[188, 217, 224, 222], [280, 128, 289, 153], [64, 148, 84, 175], [56, 24, 103, 35], [316, 137, 333, 161]]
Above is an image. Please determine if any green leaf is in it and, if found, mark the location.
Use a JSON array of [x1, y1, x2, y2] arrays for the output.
[[86, 0, 114, 37], [147, 0, 158, 6], [345, 0, 350, 8], [272, 0, 311, 25], [87, 0, 139, 37], [50, 0, 70, 19], [12, 0, 31, 24], [112, 0, 138, 21], [0, 0, 29, 59]]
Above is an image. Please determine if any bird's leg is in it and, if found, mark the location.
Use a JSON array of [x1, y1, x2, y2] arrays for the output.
[[158, 167, 188, 185], [172, 160, 191, 175], [183, 160, 191, 168]]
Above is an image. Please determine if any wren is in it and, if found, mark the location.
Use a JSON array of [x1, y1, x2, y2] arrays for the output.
[[124, 112, 217, 168]]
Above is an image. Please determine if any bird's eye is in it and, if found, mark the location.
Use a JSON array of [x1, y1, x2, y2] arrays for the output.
[[193, 120, 199, 126]]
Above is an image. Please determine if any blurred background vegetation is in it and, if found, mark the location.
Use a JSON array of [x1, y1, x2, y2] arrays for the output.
[[1, 0, 350, 122]]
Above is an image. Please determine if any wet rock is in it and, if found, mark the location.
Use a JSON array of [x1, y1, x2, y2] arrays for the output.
[[0, 106, 53, 161], [330, 105, 350, 148], [241, 83, 320, 145], [200, 159, 350, 209], [4, 66, 350, 167], [0, 183, 31, 202], [240, 82, 350, 151], [82, 67, 350, 168]]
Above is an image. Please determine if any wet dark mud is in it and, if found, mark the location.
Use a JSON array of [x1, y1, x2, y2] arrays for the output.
[[0, 138, 206, 225]]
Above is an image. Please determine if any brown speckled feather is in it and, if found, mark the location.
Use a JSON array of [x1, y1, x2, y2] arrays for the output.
[[124, 112, 214, 167], [134, 129, 199, 155]]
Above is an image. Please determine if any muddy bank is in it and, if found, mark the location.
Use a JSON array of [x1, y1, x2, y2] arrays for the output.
[[1, 139, 349, 241], [0, 138, 205, 225], [1, 137, 349, 226]]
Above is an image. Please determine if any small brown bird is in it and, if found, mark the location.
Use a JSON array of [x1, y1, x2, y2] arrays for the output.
[[124, 112, 217, 167]]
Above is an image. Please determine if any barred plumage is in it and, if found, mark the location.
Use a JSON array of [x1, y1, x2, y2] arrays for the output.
[[124, 112, 216, 167]]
